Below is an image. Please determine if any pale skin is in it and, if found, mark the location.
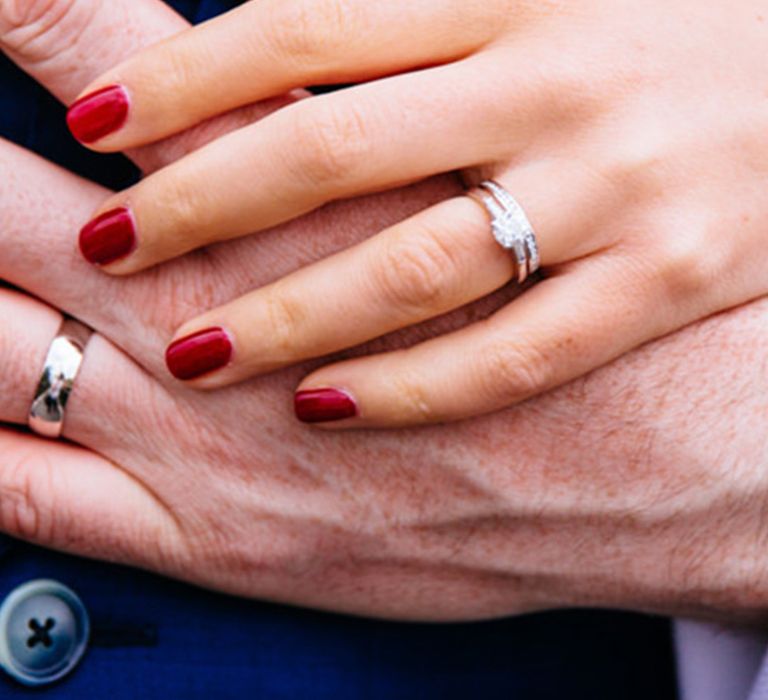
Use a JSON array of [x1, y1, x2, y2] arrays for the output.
[[63, 0, 768, 428], [0, 0, 766, 624]]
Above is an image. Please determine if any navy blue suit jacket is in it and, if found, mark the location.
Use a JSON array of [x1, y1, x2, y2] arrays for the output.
[[0, 1, 677, 696]]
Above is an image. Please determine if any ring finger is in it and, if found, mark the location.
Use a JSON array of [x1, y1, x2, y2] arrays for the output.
[[163, 159, 614, 386], [0, 288, 180, 564], [0, 287, 163, 452]]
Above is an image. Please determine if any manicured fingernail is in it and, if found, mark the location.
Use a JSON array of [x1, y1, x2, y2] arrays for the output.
[[79, 207, 136, 266], [66, 85, 129, 143], [294, 388, 358, 423], [166, 328, 233, 381]]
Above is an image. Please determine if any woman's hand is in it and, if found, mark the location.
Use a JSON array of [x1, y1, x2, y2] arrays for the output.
[[2, 133, 768, 625], [65, 0, 768, 427], [2, 0, 768, 623]]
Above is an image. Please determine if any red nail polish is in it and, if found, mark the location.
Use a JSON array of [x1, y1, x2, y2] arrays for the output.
[[294, 388, 358, 423], [66, 85, 129, 143], [166, 328, 233, 381], [79, 207, 136, 266]]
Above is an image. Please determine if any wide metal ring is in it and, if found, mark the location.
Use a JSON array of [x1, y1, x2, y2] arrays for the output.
[[470, 180, 541, 285], [28, 318, 93, 439]]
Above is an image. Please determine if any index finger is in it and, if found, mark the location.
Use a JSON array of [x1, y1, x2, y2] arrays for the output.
[[65, 0, 499, 149]]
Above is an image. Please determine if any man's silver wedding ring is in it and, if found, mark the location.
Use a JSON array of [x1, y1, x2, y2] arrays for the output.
[[28, 318, 93, 439]]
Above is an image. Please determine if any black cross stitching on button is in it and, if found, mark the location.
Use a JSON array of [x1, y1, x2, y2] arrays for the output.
[[27, 617, 56, 648]]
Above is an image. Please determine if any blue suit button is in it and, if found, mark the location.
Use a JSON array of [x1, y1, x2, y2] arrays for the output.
[[0, 580, 90, 686]]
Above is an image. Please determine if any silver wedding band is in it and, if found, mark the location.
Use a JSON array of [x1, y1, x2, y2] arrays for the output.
[[470, 180, 541, 285], [28, 318, 93, 439]]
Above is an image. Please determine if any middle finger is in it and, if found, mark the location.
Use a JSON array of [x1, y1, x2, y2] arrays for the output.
[[66, 0, 505, 149], [78, 53, 549, 272]]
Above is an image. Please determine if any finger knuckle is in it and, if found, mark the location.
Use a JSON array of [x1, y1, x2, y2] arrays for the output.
[[264, 288, 308, 357], [391, 370, 440, 422], [145, 177, 206, 254], [375, 227, 459, 312], [653, 228, 717, 301], [479, 340, 554, 403], [607, 131, 672, 201], [269, 0, 359, 68], [0, 449, 54, 543], [0, 0, 93, 60], [290, 100, 372, 186], [0, 0, 70, 34], [148, 42, 213, 101]]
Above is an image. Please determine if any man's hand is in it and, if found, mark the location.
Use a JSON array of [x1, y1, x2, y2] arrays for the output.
[[0, 0, 765, 623]]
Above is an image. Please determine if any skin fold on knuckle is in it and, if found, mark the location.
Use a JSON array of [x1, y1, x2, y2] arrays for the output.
[[126, 175, 210, 266], [477, 339, 555, 407], [389, 369, 440, 423], [127, 40, 218, 116], [259, 288, 310, 366], [290, 98, 373, 189], [0, 0, 96, 62], [0, 446, 56, 544], [373, 226, 460, 315], [266, 0, 362, 73]]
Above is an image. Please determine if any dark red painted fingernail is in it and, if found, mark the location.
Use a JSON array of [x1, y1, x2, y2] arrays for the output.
[[66, 85, 129, 143], [294, 388, 358, 423], [79, 207, 136, 266], [166, 328, 233, 381]]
